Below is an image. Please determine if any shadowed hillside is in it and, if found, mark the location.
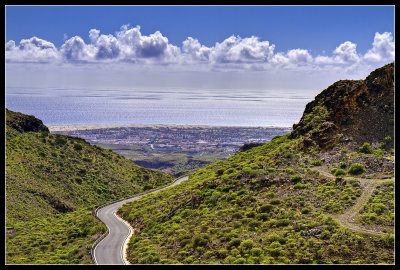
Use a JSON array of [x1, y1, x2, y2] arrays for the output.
[[6, 110, 173, 263]]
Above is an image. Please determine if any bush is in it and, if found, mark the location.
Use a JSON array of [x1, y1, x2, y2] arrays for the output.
[[320, 230, 331, 240], [256, 213, 270, 221], [276, 219, 290, 227], [54, 136, 67, 146], [73, 144, 83, 151], [248, 220, 262, 230], [334, 169, 346, 176], [216, 169, 224, 176], [301, 207, 311, 214], [381, 136, 392, 149], [359, 143, 373, 154], [339, 161, 347, 169], [240, 239, 254, 250], [311, 160, 323, 166], [270, 199, 282, 205], [192, 233, 210, 247], [294, 183, 308, 189], [291, 175, 302, 183], [229, 238, 241, 247], [258, 204, 273, 213], [348, 163, 365, 175], [233, 257, 246, 264], [251, 247, 262, 256]]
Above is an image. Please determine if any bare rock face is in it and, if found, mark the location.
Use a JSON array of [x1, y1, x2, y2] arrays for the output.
[[6, 109, 49, 133], [290, 63, 394, 149]]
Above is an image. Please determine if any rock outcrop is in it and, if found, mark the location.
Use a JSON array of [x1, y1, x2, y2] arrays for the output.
[[290, 62, 394, 149]]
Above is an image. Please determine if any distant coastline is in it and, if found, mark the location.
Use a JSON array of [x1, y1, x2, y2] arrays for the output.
[[48, 124, 293, 132]]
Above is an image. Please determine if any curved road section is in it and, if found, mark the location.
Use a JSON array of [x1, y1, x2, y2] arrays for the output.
[[93, 176, 189, 265]]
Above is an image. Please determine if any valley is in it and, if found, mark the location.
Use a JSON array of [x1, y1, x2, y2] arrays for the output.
[[51, 125, 291, 177]]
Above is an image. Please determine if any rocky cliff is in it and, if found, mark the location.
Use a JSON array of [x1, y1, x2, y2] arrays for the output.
[[290, 62, 394, 149]]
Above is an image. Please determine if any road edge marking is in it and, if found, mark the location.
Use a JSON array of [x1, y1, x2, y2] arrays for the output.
[[113, 211, 134, 265]]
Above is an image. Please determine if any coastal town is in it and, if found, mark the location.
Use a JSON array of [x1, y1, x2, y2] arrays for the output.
[[53, 125, 292, 175]]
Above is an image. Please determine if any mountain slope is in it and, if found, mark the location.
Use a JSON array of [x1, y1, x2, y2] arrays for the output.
[[118, 63, 394, 264], [6, 109, 173, 263]]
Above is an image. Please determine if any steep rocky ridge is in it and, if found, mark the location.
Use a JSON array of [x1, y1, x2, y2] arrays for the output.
[[290, 62, 394, 149]]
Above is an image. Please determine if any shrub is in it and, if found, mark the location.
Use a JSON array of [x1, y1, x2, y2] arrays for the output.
[[283, 151, 294, 159], [266, 191, 275, 198], [229, 238, 241, 247], [339, 161, 347, 169], [216, 169, 225, 176], [240, 239, 254, 250], [256, 213, 269, 221], [233, 258, 246, 264], [291, 175, 302, 183], [294, 183, 308, 189], [360, 213, 378, 224], [276, 219, 290, 227], [359, 142, 373, 154], [216, 249, 228, 259], [334, 169, 346, 176], [311, 160, 323, 166], [348, 163, 365, 175], [373, 149, 385, 157], [248, 220, 262, 230], [259, 204, 273, 213], [54, 136, 67, 146], [251, 247, 262, 256], [192, 233, 210, 247], [301, 207, 311, 214], [371, 203, 387, 215], [381, 136, 392, 149], [73, 144, 83, 151], [320, 230, 331, 240], [270, 199, 282, 205]]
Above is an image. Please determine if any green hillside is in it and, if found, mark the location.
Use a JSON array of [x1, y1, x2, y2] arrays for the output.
[[117, 63, 394, 264], [6, 109, 173, 263]]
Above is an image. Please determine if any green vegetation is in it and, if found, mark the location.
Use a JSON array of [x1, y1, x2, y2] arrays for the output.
[[6, 64, 395, 265], [311, 160, 323, 166], [301, 104, 330, 133], [118, 133, 392, 264], [348, 163, 365, 175], [334, 169, 346, 177], [6, 209, 104, 264], [6, 109, 173, 264], [358, 182, 394, 227], [359, 143, 373, 154]]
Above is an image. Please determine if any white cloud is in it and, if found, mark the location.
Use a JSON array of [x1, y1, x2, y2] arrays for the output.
[[210, 35, 275, 64], [333, 41, 360, 63], [182, 37, 212, 62], [89, 29, 100, 43], [270, 49, 312, 66], [364, 32, 395, 62], [60, 36, 96, 62], [95, 34, 121, 60], [5, 26, 394, 71], [116, 25, 180, 63], [6, 40, 16, 51], [6, 36, 59, 62], [287, 49, 312, 64], [314, 55, 335, 65]]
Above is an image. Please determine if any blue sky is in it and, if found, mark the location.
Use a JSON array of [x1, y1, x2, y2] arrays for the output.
[[5, 5, 395, 92], [6, 5, 394, 54]]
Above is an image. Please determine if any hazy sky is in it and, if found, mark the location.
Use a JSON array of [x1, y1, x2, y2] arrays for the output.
[[6, 5, 395, 92]]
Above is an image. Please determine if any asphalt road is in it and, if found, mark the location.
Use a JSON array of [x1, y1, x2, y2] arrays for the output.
[[93, 176, 189, 265]]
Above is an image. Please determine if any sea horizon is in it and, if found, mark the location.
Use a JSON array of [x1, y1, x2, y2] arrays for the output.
[[6, 85, 317, 128]]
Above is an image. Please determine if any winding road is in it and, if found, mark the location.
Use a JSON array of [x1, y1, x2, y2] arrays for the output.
[[316, 167, 393, 235], [93, 176, 189, 265]]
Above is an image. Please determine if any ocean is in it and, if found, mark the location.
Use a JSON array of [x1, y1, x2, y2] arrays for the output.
[[5, 86, 318, 127]]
